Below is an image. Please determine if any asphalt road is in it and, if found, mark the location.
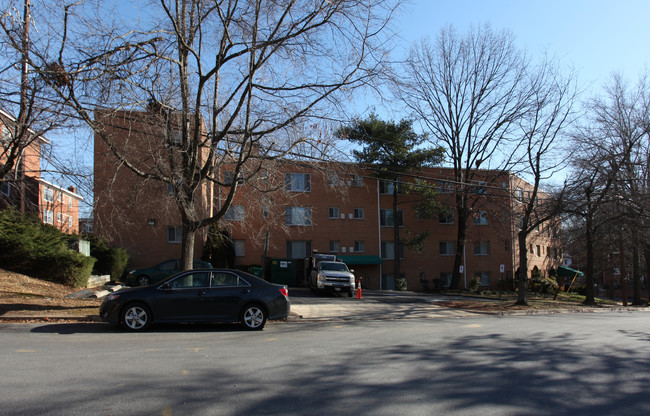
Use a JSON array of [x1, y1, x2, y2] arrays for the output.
[[1, 312, 649, 416]]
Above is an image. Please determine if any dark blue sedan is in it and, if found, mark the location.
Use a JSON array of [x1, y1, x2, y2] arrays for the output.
[[100, 269, 290, 331]]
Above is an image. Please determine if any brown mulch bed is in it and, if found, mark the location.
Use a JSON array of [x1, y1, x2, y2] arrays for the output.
[[0, 269, 102, 320]]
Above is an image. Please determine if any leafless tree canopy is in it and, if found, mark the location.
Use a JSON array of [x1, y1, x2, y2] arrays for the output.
[[22, 0, 400, 267]]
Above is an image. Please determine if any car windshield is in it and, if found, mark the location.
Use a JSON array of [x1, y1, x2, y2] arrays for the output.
[[320, 262, 348, 272]]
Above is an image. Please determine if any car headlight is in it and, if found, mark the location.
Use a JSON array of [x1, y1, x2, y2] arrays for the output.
[[317, 272, 325, 281], [105, 293, 121, 301]]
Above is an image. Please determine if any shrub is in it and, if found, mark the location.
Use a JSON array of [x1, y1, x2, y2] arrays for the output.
[[90, 236, 129, 281], [395, 277, 408, 291], [0, 209, 95, 287]]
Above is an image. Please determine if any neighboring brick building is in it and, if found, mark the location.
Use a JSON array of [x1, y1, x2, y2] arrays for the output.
[[0, 109, 83, 234], [93, 109, 212, 268], [220, 163, 562, 290], [94, 110, 562, 289]]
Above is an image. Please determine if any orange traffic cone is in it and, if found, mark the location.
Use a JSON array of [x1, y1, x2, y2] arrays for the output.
[[356, 279, 362, 299]]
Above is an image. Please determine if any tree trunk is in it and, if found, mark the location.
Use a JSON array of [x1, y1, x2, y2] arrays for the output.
[[584, 212, 596, 305], [451, 200, 468, 290], [516, 229, 528, 305], [632, 236, 642, 305], [180, 224, 196, 271]]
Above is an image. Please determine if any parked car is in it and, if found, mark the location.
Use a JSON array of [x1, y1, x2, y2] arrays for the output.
[[310, 260, 355, 297], [125, 259, 213, 286], [100, 268, 290, 331]]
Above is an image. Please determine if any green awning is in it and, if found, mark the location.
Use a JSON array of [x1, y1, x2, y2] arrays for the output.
[[558, 266, 584, 278], [337, 255, 383, 265]]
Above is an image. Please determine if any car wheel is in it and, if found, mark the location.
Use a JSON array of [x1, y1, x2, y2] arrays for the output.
[[137, 275, 150, 286], [121, 302, 152, 331], [240, 304, 267, 330]]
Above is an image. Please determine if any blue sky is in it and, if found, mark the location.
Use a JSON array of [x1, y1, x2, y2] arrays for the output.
[[393, 0, 649, 94]]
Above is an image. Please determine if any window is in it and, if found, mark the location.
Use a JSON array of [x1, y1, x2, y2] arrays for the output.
[[43, 209, 53, 224], [329, 240, 340, 253], [57, 213, 62, 223], [439, 210, 454, 224], [437, 180, 454, 193], [380, 209, 403, 227], [44, 188, 54, 203], [1, 125, 11, 143], [505, 240, 510, 252], [516, 187, 524, 201], [379, 179, 401, 194], [473, 241, 490, 256], [224, 171, 243, 186], [354, 240, 365, 252], [170, 272, 210, 289], [170, 130, 182, 145], [285, 173, 310, 192], [1, 182, 10, 196], [327, 174, 339, 186], [536, 245, 541, 257], [473, 181, 487, 195], [475, 271, 490, 286], [234, 240, 245, 257], [547, 246, 551, 257], [381, 241, 403, 260], [473, 211, 488, 225], [211, 271, 246, 287], [440, 272, 453, 288], [328, 207, 339, 219], [286, 240, 311, 259], [57, 192, 63, 202], [68, 196, 72, 208], [285, 207, 311, 226], [167, 226, 182, 243], [439, 241, 455, 256], [262, 206, 268, 218], [224, 205, 245, 221], [166, 183, 175, 195], [68, 216, 73, 228], [352, 175, 363, 187], [353, 208, 364, 219]]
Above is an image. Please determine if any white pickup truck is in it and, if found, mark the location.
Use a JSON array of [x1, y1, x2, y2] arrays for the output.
[[310, 260, 356, 297]]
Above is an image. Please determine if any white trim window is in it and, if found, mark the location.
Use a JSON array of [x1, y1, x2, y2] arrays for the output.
[[285, 206, 311, 226], [380, 209, 403, 227], [473, 241, 490, 256], [234, 240, 245, 257], [44, 188, 54, 203], [224, 205, 245, 221], [353, 208, 364, 219], [328, 207, 339, 219], [167, 226, 182, 243], [285, 173, 310, 192], [354, 240, 365, 252], [475, 271, 490, 286], [43, 209, 54, 224], [472, 211, 488, 225], [439, 241, 455, 256], [329, 240, 340, 253]]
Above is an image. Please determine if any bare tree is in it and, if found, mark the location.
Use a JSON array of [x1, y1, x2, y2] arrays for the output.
[[565, 72, 648, 305], [0, 0, 71, 204], [31, 0, 400, 269], [511, 62, 579, 304], [395, 24, 537, 289]]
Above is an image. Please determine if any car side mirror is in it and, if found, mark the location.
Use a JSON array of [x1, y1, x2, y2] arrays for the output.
[[350, 269, 355, 274], [160, 282, 171, 290]]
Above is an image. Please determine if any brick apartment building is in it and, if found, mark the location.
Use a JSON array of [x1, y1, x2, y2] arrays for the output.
[[0, 109, 83, 234], [94, 110, 562, 290]]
